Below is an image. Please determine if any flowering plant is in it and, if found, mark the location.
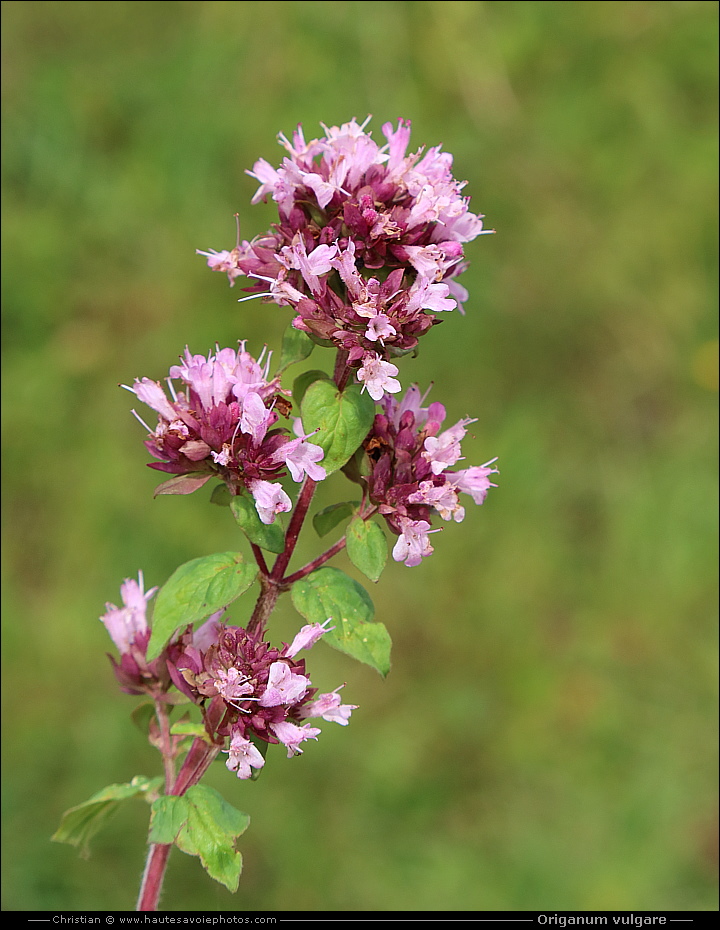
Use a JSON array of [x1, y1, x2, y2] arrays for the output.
[[53, 117, 497, 910]]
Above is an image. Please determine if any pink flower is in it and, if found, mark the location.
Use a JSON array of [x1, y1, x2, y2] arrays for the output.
[[195, 248, 244, 286], [128, 378, 178, 423], [204, 118, 492, 379], [300, 688, 358, 726], [225, 729, 266, 779], [446, 460, 499, 505], [357, 354, 402, 401], [259, 661, 310, 707], [270, 720, 322, 757], [100, 571, 157, 655], [284, 620, 334, 658], [281, 238, 338, 294], [272, 434, 327, 483], [192, 613, 225, 652], [391, 518, 440, 568], [215, 667, 254, 703], [408, 480, 465, 522], [365, 314, 397, 344], [240, 391, 275, 445], [422, 418, 476, 474], [248, 479, 292, 524], [406, 276, 457, 314]]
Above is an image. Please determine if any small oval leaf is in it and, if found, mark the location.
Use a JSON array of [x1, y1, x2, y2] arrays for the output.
[[312, 501, 358, 538], [346, 517, 388, 583], [279, 323, 315, 370], [300, 380, 375, 475], [151, 785, 250, 892], [292, 369, 329, 410], [230, 492, 286, 553], [290, 567, 391, 676], [52, 776, 163, 857], [148, 553, 257, 660]]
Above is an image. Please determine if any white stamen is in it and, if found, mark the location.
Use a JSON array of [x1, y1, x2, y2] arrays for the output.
[[130, 408, 155, 434], [237, 291, 271, 303]]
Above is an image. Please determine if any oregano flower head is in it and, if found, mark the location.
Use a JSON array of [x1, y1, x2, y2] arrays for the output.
[[363, 384, 498, 566], [167, 620, 356, 778], [198, 117, 493, 399], [124, 342, 326, 522]]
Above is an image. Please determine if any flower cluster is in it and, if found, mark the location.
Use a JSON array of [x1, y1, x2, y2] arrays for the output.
[[363, 385, 498, 566], [100, 572, 171, 694], [168, 619, 357, 779], [100, 577, 356, 779], [125, 343, 326, 523], [198, 117, 492, 400]]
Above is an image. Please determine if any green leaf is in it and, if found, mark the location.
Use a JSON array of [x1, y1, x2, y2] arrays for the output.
[[346, 517, 388, 583], [149, 785, 250, 893], [300, 380, 375, 475], [148, 553, 257, 660], [328, 617, 392, 678], [292, 369, 329, 410], [52, 776, 163, 857], [169, 721, 209, 739], [153, 473, 212, 497], [278, 323, 315, 370], [148, 795, 191, 845], [229, 492, 286, 554], [312, 501, 358, 537], [210, 484, 232, 507], [291, 567, 392, 676]]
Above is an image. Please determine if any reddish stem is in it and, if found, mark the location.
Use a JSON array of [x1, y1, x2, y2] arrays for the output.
[[250, 542, 269, 576], [136, 737, 220, 911], [137, 843, 172, 911], [334, 349, 351, 391], [282, 535, 347, 586], [270, 476, 317, 583], [246, 572, 280, 638]]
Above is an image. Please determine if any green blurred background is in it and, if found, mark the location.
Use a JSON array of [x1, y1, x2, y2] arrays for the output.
[[2, 0, 717, 912]]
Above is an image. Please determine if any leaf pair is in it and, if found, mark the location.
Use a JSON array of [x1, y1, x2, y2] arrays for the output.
[[53, 778, 250, 893]]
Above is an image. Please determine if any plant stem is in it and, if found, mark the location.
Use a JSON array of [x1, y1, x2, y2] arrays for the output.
[[270, 476, 317, 582], [154, 698, 176, 793], [333, 348, 351, 391], [137, 842, 172, 911], [246, 572, 280, 637], [246, 477, 317, 636], [282, 535, 347, 586], [250, 542, 269, 576], [136, 737, 220, 911]]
